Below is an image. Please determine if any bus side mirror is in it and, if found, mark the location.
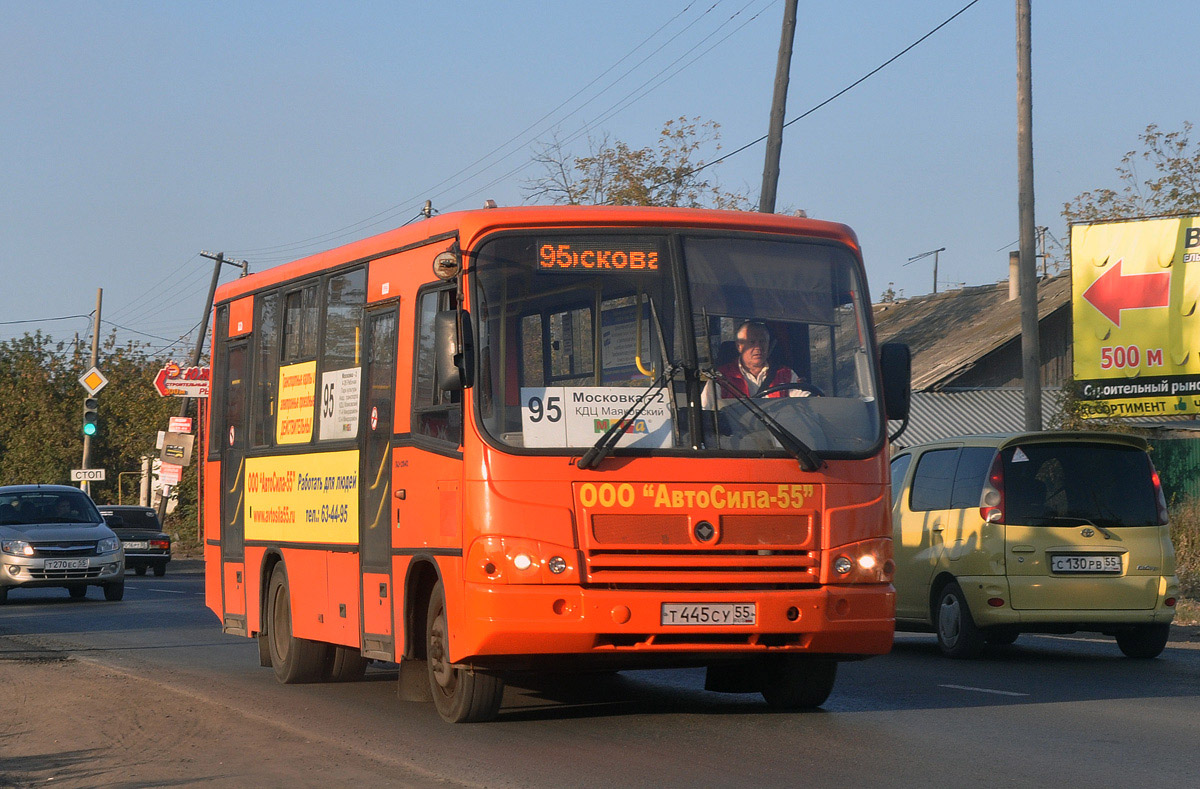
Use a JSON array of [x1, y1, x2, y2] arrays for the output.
[[880, 342, 911, 421], [435, 310, 473, 391]]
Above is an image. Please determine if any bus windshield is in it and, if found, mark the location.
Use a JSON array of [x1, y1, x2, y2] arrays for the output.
[[474, 231, 882, 456]]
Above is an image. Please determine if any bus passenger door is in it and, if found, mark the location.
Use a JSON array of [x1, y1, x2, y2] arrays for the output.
[[360, 308, 398, 660], [220, 342, 249, 635]]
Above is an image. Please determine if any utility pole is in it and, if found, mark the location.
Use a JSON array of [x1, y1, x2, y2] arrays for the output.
[[1016, 0, 1041, 431], [156, 251, 242, 518], [759, 0, 798, 213], [81, 288, 101, 496]]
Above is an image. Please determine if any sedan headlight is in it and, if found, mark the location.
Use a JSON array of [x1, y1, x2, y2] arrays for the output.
[[1, 539, 34, 557], [97, 536, 121, 554]]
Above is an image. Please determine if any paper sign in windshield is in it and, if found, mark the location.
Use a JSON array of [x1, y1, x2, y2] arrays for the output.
[[521, 386, 673, 449]]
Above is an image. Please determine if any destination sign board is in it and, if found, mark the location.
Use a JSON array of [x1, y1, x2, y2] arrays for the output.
[[537, 238, 662, 273]]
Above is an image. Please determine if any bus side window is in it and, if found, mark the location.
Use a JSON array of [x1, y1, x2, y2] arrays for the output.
[[251, 292, 279, 447], [413, 286, 462, 446]]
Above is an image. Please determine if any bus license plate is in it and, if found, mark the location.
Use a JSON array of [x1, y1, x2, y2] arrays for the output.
[[44, 559, 89, 571], [661, 603, 756, 626], [1051, 554, 1122, 573]]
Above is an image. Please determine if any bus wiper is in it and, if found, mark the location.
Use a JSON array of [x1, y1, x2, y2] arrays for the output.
[[577, 364, 679, 471], [703, 366, 823, 472], [1050, 515, 1117, 540]]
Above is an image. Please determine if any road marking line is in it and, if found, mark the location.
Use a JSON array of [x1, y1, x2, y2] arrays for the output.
[[939, 684, 1029, 697], [143, 588, 187, 594]]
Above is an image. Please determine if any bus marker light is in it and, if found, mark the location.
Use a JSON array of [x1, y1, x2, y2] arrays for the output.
[[611, 605, 631, 624]]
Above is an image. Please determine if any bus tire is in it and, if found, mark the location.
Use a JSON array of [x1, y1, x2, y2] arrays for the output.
[[325, 646, 369, 682], [759, 656, 837, 710], [934, 581, 983, 659], [1116, 623, 1170, 659], [426, 581, 503, 722], [267, 564, 330, 683]]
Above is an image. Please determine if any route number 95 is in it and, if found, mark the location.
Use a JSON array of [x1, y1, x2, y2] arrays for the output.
[[527, 395, 562, 423]]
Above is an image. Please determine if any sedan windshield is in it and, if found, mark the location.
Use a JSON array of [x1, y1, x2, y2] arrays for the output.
[[473, 231, 882, 457], [0, 491, 102, 526]]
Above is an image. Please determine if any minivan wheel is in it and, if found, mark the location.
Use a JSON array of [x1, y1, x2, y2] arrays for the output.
[[935, 582, 984, 658], [1115, 623, 1170, 659]]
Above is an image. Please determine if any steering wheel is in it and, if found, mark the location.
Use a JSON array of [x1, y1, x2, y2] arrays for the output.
[[754, 381, 824, 398]]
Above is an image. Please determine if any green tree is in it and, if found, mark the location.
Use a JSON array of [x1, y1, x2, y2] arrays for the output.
[[1063, 121, 1200, 222], [0, 332, 192, 538], [524, 116, 751, 209]]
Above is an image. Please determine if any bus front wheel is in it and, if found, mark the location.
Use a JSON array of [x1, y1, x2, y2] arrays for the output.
[[759, 656, 837, 710], [426, 581, 503, 723], [267, 564, 330, 683]]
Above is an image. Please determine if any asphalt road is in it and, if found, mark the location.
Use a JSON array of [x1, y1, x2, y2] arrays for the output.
[[3, 562, 1198, 787]]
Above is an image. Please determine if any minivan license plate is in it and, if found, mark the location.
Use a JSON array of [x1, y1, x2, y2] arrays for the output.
[[44, 559, 88, 571], [661, 603, 756, 626], [1050, 554, 1122, 573]]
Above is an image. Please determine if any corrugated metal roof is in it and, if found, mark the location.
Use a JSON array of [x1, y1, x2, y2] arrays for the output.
[[873, 275, 1071, 390], [889, 388, 1065, 449]]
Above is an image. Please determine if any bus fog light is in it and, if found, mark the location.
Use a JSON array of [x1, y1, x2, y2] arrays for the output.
[[547, 556, 567, 574], [833, 556, 853, 575], [512, 553, 533, 571]]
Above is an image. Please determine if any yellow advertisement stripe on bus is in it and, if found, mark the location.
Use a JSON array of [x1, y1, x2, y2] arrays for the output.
[[244, 450, 359, 544]]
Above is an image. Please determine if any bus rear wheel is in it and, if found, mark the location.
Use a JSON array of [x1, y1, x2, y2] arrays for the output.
[[267, 564, 330, 683], [759, 656, 837, 710], [426, 581, 503, 723]]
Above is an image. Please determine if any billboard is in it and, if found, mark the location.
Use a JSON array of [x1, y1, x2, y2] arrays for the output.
[[1072, 214, 1200, 417]]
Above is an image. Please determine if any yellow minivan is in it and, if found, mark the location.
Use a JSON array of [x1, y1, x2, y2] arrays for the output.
[[889, 432, 1180, 658]]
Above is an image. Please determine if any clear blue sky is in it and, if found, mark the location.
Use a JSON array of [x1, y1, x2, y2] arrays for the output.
[[2, 0, 1195, 354]]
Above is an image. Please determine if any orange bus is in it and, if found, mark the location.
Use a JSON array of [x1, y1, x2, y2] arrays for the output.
[[204, 205, 910, 722]]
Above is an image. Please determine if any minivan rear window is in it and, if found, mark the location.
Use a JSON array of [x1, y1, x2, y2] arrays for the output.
[[1002, 443, 1158, 527]]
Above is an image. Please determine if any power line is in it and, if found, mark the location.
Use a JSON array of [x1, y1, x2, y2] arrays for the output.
[[628, 0, 984, 199]]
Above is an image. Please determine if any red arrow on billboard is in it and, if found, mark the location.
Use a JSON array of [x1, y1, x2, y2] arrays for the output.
[[1082, 259, 1170, 327]]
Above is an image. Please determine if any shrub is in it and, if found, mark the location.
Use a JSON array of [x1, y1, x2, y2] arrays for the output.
[[1170, 497, 1200, 598]]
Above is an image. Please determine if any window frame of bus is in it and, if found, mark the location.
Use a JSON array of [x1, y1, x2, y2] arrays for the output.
[[250, 292, 279, 448], [411, 282, 464, 451], [470, 229, 683, 456], [208, 303, 231, 462]]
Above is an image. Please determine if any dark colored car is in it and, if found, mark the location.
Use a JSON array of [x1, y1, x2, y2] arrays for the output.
[[0, 484, 125, 603], [97, 505, 171, 576]]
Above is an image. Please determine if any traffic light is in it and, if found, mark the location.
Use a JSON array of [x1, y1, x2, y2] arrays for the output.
[[83, 397, 99, 436]]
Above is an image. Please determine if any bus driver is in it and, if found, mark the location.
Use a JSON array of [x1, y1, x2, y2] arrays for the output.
[[717, 320, 812, 398]]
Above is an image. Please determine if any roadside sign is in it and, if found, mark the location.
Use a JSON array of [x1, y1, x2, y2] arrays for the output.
[[1072, 214, 1200, 417], [169, 416, 194, 433], [70, 468, 106, 482], [79, 367, 108, 396], [154, 362, 211, 398], [160, 432, 196, 467], [158, 462, 182, 486]]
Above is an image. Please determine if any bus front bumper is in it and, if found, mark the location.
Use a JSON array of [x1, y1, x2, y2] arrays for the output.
[[457, 582, 894, 662]]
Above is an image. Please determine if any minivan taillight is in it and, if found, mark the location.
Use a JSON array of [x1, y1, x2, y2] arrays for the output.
[[979, 451, 1005, 523], [1150, 465, 1169, 526]]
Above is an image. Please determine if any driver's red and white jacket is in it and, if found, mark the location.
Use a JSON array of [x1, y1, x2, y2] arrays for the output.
[[714, 361, 810, 398]]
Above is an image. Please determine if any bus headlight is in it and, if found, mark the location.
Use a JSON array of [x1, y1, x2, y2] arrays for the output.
[[466, 536, 580, 584], [825, 538, 894, 584]]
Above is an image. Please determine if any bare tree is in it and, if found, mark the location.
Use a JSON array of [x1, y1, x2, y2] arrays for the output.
[[524, 117, 751, 210], [1063, 122, 1200, 222]]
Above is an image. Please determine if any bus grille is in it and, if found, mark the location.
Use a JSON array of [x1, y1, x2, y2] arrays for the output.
[[585, 513, 818, 589]]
